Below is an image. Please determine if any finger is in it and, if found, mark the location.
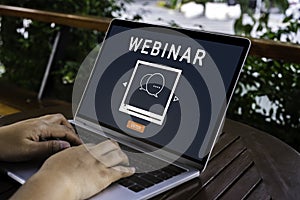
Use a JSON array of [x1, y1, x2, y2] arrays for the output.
[[89, 140, 120, 156], [39, 113, 64, 123], [41, 113, 75, 131], [29, 140, 71, 158], [41, 124, 82, 145], [109, 166, 135, 182], [58, 116, 76, 132], [57, 114, 75, 132], [98, 149, 129, 167]]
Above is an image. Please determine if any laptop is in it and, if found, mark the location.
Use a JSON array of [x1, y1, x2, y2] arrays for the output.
[[1, 19, 250, 199]]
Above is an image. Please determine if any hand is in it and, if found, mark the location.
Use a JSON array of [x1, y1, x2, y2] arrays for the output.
[[0, 114, 82, 162], [11, 140, 135, 200]]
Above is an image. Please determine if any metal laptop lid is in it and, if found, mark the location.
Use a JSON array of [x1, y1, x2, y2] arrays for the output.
[[74, 19, 251, 169]]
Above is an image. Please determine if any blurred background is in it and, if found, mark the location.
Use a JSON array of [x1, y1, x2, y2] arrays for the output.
[[0, 0, 299, 151]]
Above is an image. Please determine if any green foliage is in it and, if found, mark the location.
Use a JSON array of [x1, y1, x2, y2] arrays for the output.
[[237, 0, 289, 14], [0, 18, 56, 90], [264, 0, 289, 12], [0, 0, 129, 98], [229, 11, 300, 151]]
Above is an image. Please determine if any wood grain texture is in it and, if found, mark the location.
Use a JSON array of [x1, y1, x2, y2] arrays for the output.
[[1, 5, 300, 63], [152, 119, 300, 200], [249, 38, 300, 63], [0, 81, 70, 115], [0, 4, 110, 31], [0, 103, 19, 116]]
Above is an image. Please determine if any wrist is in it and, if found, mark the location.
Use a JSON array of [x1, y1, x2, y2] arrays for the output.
[[37, 170, 78, 199], [12, 170, 78, 200]]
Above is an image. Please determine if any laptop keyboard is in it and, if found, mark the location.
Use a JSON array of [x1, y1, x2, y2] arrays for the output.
[[118, 165, 186, 192], [118, 144, 187, 192], [72, 124, 187, 192]]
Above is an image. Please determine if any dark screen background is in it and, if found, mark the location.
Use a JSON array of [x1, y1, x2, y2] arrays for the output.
[[78, 24, 244, 162]]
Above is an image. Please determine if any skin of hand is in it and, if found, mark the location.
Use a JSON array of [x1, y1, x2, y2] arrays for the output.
[[10, 140, 135, 200], [0, 113, 82, 162]]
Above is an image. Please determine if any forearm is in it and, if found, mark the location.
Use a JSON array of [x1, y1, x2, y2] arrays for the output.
[[10, 171, 77, 200], [0, 126, 14, 161]]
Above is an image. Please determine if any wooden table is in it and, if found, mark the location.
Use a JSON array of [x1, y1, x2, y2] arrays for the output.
[[0, 106, 299, 199]]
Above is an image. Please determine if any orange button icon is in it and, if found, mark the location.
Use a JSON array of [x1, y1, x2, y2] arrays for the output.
[[127, 120, 145, 133]]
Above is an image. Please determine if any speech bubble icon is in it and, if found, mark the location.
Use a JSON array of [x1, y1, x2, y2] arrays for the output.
[[145, 73, 165, 98], [139, 74, 152, 91]]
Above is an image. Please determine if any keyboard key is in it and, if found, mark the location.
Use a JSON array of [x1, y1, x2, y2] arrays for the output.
[[127, 175, 154, 188], [139, 173, 163, 184], [149, 170, 164, 177], [157, 171, 173, 180], [118, 179, 135, 187], [128, 184, 145, 192], [161, 166, 185, 176], [168, 165, 186, 173], [161, 169, 177, 176]]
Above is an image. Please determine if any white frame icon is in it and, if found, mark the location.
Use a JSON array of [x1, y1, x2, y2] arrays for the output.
[[119, 60, 182, 125]]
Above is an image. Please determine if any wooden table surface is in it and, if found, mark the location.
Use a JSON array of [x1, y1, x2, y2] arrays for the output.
[[0, 106, 299, 200]]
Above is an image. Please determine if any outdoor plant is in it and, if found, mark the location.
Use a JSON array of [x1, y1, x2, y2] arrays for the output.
[[0, 0, 131, 100], [165, 0, 299, 151], [228, 3, 300, 151]]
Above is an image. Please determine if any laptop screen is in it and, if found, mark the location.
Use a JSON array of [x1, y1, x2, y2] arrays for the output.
[[76, 19, 250, 164]]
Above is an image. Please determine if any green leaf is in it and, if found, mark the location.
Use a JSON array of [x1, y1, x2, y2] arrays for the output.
[[283, 15, 293, 23]]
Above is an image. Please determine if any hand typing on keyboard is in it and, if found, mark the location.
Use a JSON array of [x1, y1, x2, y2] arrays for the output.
[[118, 144, 186, 192], [0, 114, 135, 200], [0, 113, 82, 162], [10, 139, 135, 200]]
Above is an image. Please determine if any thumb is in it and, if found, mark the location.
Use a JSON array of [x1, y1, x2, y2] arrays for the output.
[[34, 140, 71, 157]]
